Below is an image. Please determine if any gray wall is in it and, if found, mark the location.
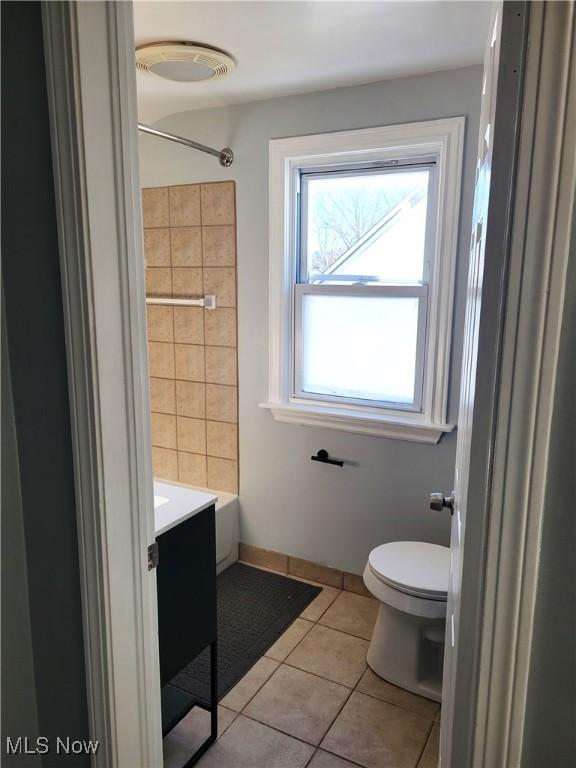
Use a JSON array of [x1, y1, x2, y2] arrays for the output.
[[2, 300, 40, 767], [1, 2, 89, 762], [140, 65, 482, 574]]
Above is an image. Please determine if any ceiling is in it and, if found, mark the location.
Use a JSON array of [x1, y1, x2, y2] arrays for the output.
[[133, 1, 491, 123]]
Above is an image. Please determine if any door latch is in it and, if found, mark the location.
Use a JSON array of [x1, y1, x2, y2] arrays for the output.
[[148, 542, 159, 571], [430, 491, 455, 514]]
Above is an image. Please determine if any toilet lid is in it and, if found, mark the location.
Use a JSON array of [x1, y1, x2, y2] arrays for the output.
[[369, 542, 450, 600]]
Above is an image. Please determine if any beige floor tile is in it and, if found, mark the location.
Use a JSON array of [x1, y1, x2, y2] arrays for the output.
[[220, 657, 279, 712], [356, 668, 439, 720], [196, 714, 313, 768], [322, 691, 431, 768], [286, 625, 368, 688], [418, 722, 439, 768], [163, 705, 236, 768], [319, 592, 379, 641], [300, 586, 341, 622], [265, 619, 314, 662], [245, 665, 350, 746], [308, 748, 361, 768]]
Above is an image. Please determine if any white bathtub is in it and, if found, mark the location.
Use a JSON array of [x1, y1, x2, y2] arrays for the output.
[[153, 480, 239, 573]]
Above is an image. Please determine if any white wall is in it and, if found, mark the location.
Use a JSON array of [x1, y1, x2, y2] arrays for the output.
[[139, 66, 482, 574]]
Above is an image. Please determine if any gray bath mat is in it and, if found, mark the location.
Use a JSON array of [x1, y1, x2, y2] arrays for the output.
[[171, 562, 321, 705]]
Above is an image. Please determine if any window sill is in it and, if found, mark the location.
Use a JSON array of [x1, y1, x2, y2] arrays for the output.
[[259, 401, 455, 444]]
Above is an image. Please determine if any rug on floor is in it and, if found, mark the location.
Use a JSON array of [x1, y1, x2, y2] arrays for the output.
[[170, 562, 321, 705]]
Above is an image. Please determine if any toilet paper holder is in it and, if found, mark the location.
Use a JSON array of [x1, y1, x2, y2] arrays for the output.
[[311, 449, 344, 467]]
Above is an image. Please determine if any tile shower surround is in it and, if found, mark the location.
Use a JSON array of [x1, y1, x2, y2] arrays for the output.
[[142, 181, 239, 494]]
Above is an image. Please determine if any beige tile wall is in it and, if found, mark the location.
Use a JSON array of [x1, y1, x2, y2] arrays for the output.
[[142, 181, 239, 494]]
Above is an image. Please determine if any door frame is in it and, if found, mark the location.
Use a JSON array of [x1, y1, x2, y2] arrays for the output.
[[440, 3, 529, 765], [471, 3, 575, 765], [444, 2, 576, 766], [40, 1, 575, 766], [41, 3, 162, 766]]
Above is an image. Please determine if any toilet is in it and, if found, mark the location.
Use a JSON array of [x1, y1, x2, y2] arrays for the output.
[[363, 541, 450, 702]]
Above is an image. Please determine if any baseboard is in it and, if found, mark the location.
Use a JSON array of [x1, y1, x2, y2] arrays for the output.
[[238, 542, 371, 597]]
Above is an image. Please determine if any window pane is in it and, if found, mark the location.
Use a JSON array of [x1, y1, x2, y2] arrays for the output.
[[304, 169, 430, 284], [300, 294, 419, 405]]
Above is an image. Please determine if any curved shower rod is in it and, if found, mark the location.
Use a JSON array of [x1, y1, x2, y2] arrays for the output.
[[138, 123, 234, 167]]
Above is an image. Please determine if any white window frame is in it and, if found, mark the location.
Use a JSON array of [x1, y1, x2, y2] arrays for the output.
[[261, 118, 465, 443]]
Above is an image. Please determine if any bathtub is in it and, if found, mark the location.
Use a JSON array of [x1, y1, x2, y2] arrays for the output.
[[153, 480, 239, 574]]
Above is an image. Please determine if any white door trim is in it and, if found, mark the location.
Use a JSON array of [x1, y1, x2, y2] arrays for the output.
[[473, 2, 576, 766], [440, 4, 531, 766], [41, 3, 162, 766]]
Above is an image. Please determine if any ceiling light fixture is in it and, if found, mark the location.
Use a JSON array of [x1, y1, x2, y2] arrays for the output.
[[136, 41, 235, 83]]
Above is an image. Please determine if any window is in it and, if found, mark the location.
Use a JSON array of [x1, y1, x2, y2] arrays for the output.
[[263, 119, 465, 443], [296, 162, 433, 412]]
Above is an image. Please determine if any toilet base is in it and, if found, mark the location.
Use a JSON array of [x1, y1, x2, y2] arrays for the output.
[[367, 600, 445, 703]]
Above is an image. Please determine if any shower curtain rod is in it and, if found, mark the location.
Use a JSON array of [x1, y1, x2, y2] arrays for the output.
[[138, 123, 234, 167]]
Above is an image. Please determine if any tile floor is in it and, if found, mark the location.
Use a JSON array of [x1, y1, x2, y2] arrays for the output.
[[163, 567, 440, 768]]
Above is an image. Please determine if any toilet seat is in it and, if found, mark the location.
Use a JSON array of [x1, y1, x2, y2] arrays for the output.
[[368, 542, 449, 601]]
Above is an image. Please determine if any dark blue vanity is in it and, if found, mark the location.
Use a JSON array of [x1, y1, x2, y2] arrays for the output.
[[154, 482, 218, 766]]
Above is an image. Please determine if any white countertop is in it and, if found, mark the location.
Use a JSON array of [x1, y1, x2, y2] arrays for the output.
[[154, 480, 217, 536]]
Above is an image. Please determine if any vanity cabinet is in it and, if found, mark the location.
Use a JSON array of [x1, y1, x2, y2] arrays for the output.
[[155, 495, 217, 765]]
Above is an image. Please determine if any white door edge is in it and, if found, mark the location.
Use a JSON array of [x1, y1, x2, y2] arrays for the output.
[[41, 3, 162, 766], [474, 3, 576, 766]]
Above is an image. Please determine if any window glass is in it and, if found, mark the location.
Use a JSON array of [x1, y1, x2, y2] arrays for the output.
[[300, 293, 420, 405], [303, 168, 430, 284]]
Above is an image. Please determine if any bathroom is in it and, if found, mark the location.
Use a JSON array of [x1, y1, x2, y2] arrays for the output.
[[4, 1, 575, 765], [137, 2, 487, 766]]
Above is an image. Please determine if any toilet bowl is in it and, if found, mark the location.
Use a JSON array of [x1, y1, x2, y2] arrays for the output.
[[363, 541, 449, 702]]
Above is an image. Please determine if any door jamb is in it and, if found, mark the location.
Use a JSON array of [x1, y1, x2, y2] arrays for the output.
[[473, 3, 576, 765], [442, 3, 529, 766], [41, 3, 162, 765]]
